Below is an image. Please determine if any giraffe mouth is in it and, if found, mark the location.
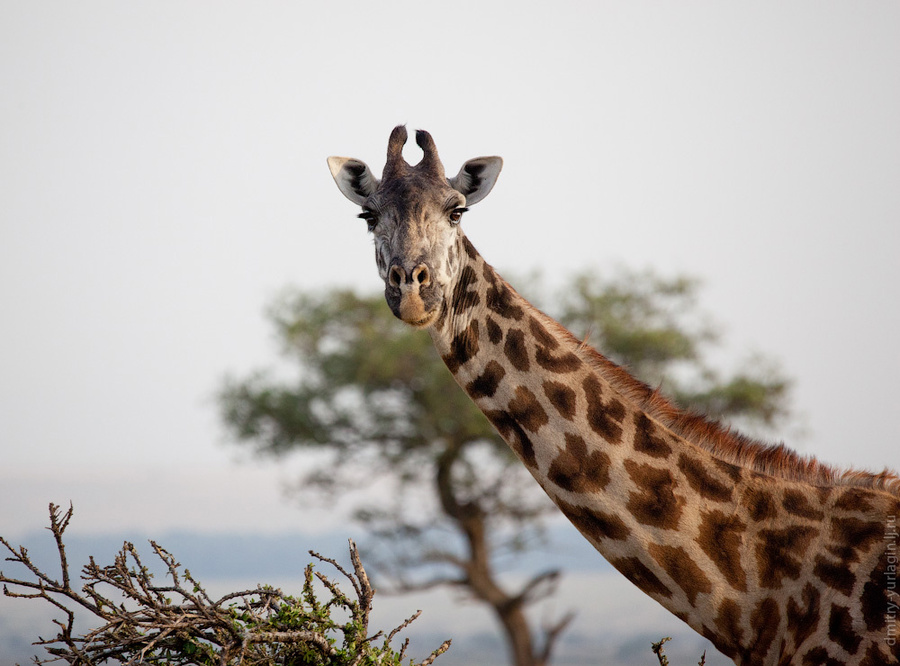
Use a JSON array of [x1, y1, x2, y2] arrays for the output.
[[395, 289, 440, 328], [402, 309, 439, 328]]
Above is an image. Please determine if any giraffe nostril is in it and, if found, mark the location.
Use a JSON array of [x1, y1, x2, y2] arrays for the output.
[[413, 264, 431, 287], [389, 265, 404, 287]]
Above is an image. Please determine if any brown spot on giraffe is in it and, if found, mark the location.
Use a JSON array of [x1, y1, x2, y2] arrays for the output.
[[442, 320, 479, 373], [713, 458, 743, 483], [834, 488, 876, 513], [748, 596, 781, 662], [742, 485, 779, 521], [484, 409, 537, 469], [813, 554, 856, 597], [480, 258, 494, 279], [466, 360, 506, 399], [714, 597, 744, 652], [528, 317, 582, 372], [543, 380, 577, 420], [485, 277, 524, 321], [677, 452, 733, 503], [756, 525, 819, 588], [556, 498, 631, 542], [503, 328, 530, 371], [535, 346, 582, 373], [632, 413, 672, 458], [462, 236, 478, 260], [506, 385, 548, 433], [782, 488, 825, 521], [786, 583, 822, 652], [528, 316, 558, 349], [547, 433, 610, 493], [582, 375, 625, 443], [801, 647, 843, 666], [698, 623, 721, 651], [861, 552, 891, 632], [647, 543, 712, 605], [624, 460, 684, 530], [826, 516, 884, 564], [696, 509, 747, 592], [828, 602, 862, 656], [451, 264, 480, 312], [611, 556, 673, 600], [485, 316, 503, 344]]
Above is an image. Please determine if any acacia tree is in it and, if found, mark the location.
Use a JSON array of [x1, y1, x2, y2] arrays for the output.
[[219, 270, 791, 666]]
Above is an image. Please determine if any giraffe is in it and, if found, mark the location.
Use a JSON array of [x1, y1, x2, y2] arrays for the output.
[[327, 126, 900, 665]]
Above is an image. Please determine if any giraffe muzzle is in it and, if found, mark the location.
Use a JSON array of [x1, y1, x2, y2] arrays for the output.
[[386, 261, 441, 327]]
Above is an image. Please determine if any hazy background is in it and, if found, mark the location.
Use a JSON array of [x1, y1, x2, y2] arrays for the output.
[[1, 2, 898, 664]]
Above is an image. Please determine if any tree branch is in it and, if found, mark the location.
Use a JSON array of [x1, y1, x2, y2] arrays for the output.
[[510, 569, 561, 607], [0, 504, 450, 666], [537, 610, 576, 665]]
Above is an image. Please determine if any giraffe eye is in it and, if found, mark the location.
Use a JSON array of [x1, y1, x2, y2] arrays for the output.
[[449, 207, 468, 225], [357, 210, 378, 231]]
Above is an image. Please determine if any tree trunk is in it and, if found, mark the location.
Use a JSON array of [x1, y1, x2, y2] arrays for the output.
[[435, 447, 547, 666]]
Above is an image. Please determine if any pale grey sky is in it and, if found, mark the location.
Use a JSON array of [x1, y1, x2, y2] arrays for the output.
[[1, 3, 898, 664], [1, 0, 898, 539]]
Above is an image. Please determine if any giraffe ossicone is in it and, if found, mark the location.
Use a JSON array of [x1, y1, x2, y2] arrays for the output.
[[328, 126, 900, 665]]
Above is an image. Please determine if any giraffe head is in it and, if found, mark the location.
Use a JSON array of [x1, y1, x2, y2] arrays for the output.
[[328, 126, 502, 328]]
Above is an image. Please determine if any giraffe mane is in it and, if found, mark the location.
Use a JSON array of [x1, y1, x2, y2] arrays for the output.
[[518, 280, 900, 498]]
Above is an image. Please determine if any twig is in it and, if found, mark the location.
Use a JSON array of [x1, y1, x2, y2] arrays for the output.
[[47, 502, 73, 590], [420, 639, 452, 666], [650, 636, 706, 666], [652, 636, 672, 666]]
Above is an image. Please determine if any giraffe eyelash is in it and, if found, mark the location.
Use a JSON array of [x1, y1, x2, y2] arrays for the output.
[[357, 210, 378, 231], [449, 207, 468, 224]]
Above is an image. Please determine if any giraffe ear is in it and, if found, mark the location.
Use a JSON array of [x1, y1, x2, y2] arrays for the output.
[[327, 157, 379, 206], [449, 156, 503, 206]]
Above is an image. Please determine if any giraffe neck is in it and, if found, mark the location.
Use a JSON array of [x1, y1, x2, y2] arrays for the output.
[[428, 236, 900, 665]]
